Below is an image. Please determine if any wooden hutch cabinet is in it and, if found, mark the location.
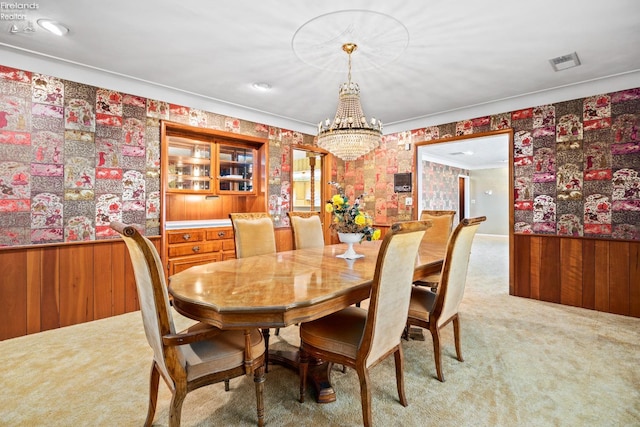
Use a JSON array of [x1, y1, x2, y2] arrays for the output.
[[160, 121, 268, 278], [166, 136, 258, 195]]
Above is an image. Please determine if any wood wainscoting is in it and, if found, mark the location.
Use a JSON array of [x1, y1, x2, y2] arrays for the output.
[[512, 234, 640, 318], [0, 237, 160, 341], [1, 230, 294, 341]]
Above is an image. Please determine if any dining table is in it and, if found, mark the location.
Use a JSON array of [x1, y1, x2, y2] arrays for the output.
[[168, 239, 445, 403]]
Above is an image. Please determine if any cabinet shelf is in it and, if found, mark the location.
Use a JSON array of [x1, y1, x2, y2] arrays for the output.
[[168, 155, 211, 165], [219, 176, 251, 182], [169, 174, 212, 181], [217, 144, 255, 194]]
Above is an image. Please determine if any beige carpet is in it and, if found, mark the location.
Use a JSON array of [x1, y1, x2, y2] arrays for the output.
[[2, 235, 639, 426]]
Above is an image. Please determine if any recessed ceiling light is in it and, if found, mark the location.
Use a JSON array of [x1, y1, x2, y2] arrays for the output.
[[37, 19, 69, 36], [251, 82, 272, 91]]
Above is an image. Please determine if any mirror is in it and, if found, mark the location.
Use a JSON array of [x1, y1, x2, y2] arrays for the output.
[[292, 148, 324, 212]]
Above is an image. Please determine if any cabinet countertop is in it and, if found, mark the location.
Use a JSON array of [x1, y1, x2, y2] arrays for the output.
[[166, 220, 232, 230]]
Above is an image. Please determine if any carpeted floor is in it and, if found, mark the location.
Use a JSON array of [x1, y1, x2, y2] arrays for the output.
[[1, 235, 639, 426]]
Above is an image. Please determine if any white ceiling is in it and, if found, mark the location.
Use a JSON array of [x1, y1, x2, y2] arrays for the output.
[[1, 0, 639, 138]]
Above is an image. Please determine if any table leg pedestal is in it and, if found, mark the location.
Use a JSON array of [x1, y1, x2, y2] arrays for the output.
[[269, 347, 336, 404]]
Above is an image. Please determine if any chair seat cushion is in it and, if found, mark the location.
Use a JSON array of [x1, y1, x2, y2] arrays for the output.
[[300, 306, 367, 359], [182, 323, 265, 381], [408, 286, 436, 320]]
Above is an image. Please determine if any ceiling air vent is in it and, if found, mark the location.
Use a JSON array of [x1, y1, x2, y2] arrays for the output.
[[549, 52, 581, 72]]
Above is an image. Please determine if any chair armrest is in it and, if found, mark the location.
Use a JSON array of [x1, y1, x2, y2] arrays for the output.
[[163, 325, 222, 346]]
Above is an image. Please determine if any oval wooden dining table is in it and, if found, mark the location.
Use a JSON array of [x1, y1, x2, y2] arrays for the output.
[[168, 239, 445, 403]]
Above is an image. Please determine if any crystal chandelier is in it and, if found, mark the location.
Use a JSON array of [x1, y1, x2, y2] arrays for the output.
[[317, 43, 382, 161]]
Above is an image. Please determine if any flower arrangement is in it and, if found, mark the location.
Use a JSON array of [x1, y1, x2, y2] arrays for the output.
[[325, 181, 381, 241]]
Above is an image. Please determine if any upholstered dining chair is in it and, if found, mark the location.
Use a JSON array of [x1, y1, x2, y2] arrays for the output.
[[110, 221, 266, 427], [229, 212, 279, 369], [229, 212, 277, 258], [413, 210, 456, 291], [298, 221, 429, 427], [287, 211, 324, 249], [406, 216, 486, 382]]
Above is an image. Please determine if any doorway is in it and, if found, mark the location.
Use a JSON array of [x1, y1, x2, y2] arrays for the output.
[[414, 129, 514, 289]]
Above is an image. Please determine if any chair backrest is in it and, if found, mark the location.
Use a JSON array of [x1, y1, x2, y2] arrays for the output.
[[432, 216, 486, 327], [419, 210, 456, 246], [229, 212, 276, 258], [110, 221, 181, 382], [287, 211, 324, 249], [361, 220, 429, 367]]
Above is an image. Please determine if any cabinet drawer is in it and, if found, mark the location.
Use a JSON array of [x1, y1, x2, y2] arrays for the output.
[[168, 230, 205, 244], [222, 239, 235, 251], [169, 254, 221, 275], [206, 228, 234, 240], [168, 241, 221, 257], [222, 252, 236, 261]]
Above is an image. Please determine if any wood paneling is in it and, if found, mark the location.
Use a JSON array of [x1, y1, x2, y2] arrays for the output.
[[594, 240, 610, 312], [40, 247, 60, 332], [512, 234, 640, 318], [581, 240, 596, 310], [0, 237, 157, 340], [609, 242, 629, 316], [560, 238, 582, 307], [93, 243, 114, 320], [513, 234, 530, 297], [59, 245, 94, 327], [630, 244, 640, 317], [529, 237, 541, 300], [26, 250, 42, 334], [1, 251, 27, 339], [539, 237, 560, 303]]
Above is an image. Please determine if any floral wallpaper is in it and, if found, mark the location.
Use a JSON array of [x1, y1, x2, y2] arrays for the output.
[[344, 89, 640, 241], [0, 65, 311, 247], [1, 62, 639, 246], [420, 161, 468, 212]]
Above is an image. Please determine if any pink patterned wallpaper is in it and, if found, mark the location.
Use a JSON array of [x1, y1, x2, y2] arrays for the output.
[[0, 65, 312, 247], [1, 63, 639, 246], [344, 90, 640, 241]]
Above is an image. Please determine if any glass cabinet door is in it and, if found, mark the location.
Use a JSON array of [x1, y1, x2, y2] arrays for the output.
[[217, 144, 255, 193], [166, 137, 212, 192]]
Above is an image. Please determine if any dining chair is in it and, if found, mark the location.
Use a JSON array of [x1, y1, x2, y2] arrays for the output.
[[110, 221, 266, 427], [229, 212, 279, 370], [298, 220, 429, 427], [229, 212, 277, 258], [413, 210, 456, 291], [287, 211, 325, 249], [406, 216, 486, 382]]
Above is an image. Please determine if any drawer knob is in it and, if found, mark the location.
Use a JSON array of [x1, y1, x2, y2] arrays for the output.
[[182, 233, 191, 240], [218, 231, 226, 237], [192, 246, 200, 252]]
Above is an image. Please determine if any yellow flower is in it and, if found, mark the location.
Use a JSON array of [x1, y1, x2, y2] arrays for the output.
[[332, 194, 344, 205], [325, 203, 334, 213], [354, 214, 366, 226], [372, 229, 381, 240]]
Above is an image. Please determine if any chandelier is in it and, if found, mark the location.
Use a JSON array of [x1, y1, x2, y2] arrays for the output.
[[317, 43, 382, 161]]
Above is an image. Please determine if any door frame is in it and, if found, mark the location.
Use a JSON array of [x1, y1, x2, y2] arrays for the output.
[[413, 129, 514, 292]]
